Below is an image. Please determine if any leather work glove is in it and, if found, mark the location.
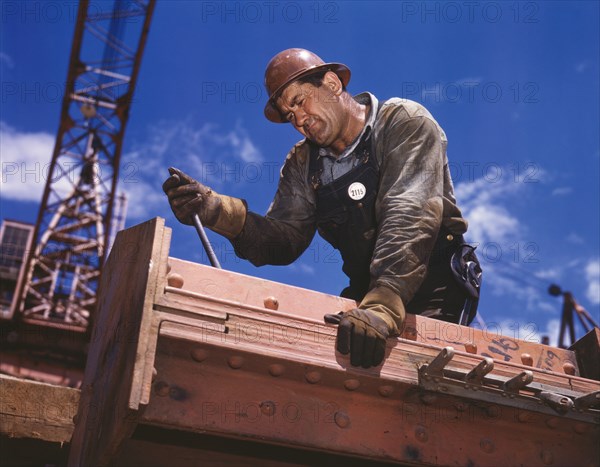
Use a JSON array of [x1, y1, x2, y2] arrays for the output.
[[162, 167, 247, 239], [324, 286, 405, 368]]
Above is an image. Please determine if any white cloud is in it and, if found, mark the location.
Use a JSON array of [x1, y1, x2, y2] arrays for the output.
[[465, 204, 519, 245], [566, 232, 584, 244], [0, 117, 263, 223], [552, 186, 572, 196], [121, 118, 265, 219], [454, 172, 526, 244], [585, 259, 600, 305], [0, 52, 14, 69], [453, 170, 586, 328], [0, 122, 57, 201], [120, 179, 166, 219], [535, 268, 561, 281]]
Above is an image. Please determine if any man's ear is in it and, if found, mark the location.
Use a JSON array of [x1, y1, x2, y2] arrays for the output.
[[323, 71, 343, 96]]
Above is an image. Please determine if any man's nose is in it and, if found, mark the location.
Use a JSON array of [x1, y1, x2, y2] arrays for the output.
[[294, 109, 308, 127]]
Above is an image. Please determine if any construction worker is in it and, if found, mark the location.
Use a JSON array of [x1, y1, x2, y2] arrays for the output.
[[163, 48, 481, 369]]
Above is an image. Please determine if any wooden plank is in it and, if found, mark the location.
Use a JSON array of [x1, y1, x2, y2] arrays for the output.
[[68, 218, 170, 466], [0, 374, 79, 443]]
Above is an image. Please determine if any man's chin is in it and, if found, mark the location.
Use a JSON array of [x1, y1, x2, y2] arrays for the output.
[[306, 133, 327, 147]]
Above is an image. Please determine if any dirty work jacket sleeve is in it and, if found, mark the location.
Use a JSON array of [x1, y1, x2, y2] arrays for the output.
[[231, 142, 317, 265], [370, 101, 447, 305]]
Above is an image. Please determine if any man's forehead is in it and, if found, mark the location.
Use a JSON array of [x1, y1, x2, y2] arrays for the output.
[[277, 81, 314, 108]]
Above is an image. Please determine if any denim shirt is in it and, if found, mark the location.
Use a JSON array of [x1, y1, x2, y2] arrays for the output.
[[232, 92, 468, 306], [316, 93, 379, 185]]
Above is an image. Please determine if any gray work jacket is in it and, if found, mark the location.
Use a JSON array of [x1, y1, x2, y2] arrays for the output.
[[232, 93, 468, 306]]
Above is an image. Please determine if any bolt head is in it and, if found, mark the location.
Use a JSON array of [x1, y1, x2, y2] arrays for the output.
[[167, 273, 184, 288], [228, 356, 244, 369], [344, 379, 360, 391], [190, 348, 208, 362], [268, 363, 285, 377], [263, 296, 279, 310], [334, 411, 350, 428], [305, 370, 321, 384]]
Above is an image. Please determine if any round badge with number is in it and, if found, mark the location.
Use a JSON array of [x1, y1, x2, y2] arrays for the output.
[[348, 182, 366, 201]]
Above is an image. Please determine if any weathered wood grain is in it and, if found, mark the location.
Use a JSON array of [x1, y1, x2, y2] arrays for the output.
[[68, 218, 170, 466], [0, 374, 79, 443]]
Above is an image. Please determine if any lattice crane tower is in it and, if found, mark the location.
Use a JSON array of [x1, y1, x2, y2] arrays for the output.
[[16, 0, 155, 330]]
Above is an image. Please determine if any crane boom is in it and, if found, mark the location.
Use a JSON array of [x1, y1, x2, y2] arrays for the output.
[[16, 0, 156, 330]]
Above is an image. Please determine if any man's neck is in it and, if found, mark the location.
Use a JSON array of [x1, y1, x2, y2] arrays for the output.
[[329, 97, 368, 156]]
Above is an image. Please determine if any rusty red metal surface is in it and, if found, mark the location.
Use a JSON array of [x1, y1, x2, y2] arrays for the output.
[[68, 219, 600, 466]]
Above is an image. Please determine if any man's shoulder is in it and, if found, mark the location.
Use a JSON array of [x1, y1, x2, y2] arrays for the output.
[[376, 98, 447, 141], [282, 138, 311, 168], [380, 97, 436, 120]]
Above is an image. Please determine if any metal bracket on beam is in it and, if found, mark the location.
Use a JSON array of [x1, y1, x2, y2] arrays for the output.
[[503, 370, 534, 395], [539, 391, 574, 413], [574, 391, 600, 411], [417, 351, 599, 424], [465, 357, 494, 387], [421, 346, 455, 379]]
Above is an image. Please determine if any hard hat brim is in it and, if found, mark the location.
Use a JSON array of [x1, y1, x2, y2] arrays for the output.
[[264, 63, 351, 123]]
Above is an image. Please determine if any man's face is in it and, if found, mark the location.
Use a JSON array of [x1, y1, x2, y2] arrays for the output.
[[275, 73, 345, 148]]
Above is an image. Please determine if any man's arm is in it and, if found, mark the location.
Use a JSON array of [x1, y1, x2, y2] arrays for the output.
[[326, 102, 448, 369], [371, 102, 446, 314], [231, 142, 317, 266]]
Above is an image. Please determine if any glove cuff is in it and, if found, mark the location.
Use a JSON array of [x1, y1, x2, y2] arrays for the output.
[[359, 285, 405, 334], [209, 194, 247, 239]]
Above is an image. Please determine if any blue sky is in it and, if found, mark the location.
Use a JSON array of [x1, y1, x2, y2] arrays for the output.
[[2, 1, 599, 346]]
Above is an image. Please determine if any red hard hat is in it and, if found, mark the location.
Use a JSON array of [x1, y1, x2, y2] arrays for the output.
[[263, 48, 351, 123]]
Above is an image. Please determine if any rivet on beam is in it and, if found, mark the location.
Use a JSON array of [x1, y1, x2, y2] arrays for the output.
[[167, 273, 184, 288], [464, 342, 477, 354], [263, 296, 279, 310], [378, 385, 394, 397], [228, 356, 244, 369], [479, 438, 494, 454], [520, 353, 533, 366], [334, 411, 350, 429], [260, 401, 276, 416], [415, 425, 428, 442], [562, 362, 576, 375], [305, 371, 321, 384], [344, 379, 360, 391], [268, 363, 285, 377], [420, 393, 437, 405], [190, 348, 208, 363], [546, 417, 559, 429]]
